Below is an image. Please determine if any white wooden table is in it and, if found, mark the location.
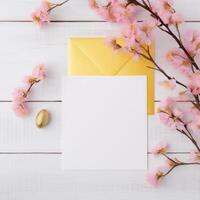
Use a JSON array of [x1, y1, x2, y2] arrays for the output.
[[0, 0, 200, 199]]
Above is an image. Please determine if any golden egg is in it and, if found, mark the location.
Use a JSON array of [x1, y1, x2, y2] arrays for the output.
[[35, 109, 49, 128]]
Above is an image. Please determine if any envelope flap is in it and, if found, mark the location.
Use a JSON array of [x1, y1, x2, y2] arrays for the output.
[[68, 37, 155, 115], [71, 38, 132, 75]]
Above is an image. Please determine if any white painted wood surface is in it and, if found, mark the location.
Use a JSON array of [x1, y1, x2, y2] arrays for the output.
[[0, 0, 200, 199], [0, 154, 200, 200], [0, 0, 200, 21]]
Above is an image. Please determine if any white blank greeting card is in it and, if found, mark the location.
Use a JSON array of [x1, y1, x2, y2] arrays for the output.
[[62, 76, 147, 170]]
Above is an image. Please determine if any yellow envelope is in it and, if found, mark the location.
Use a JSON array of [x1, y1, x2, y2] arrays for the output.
[[68, 38, 154, 114]]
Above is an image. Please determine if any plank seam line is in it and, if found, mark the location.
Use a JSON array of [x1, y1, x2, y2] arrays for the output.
[[0, 100, 195, 103], [0, 152, 190, 154], [0, 20, 199, 23], [0, 100, 62, 103]]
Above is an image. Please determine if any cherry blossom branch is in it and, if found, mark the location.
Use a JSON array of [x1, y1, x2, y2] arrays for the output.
[[128, 0, 200, 70], [89, 0, 200, 186], [24, 80, 40, 98], [142, 46, 187, 89], [161, 153, 200, 177], [138, 44, 200, 111], [148, 143, 200, 186], [48, 0, 70, 12], [159, 109, 200, 152], [127, 38, 200, 111], [32, 0, 70, 27], [12, 65, 47, 117]]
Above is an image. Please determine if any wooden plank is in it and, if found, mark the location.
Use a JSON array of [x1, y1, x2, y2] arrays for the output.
[[0, 22, 116, 101], [0, 102, 61, 152], [0, 22, 198, 101], [0, 102, 197, 152], [0, 0, 200, 21], [0, 154, 199, 200]]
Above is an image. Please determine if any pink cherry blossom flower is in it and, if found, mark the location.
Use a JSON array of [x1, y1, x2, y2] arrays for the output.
[[158, 97, 175, 112], [12, 102, 28, 118], [96, 7, 116, 22], [123, 21, 138, 35], [12, 88, 28, 117], [164, 158, 176, 168], [138, 19, 156, 45], [151, 141, 168, 155], [188, 115, 200, 134], [111, 1, 136, 23], [23, 75, 37, 87], [173, 107, 183, 118], [169, 13, 184, 25], [175, 90, 192, 101], [121, 22, 142, 59], [158, 98, 185, 130], [32, 0, 52, 27], [153, 0, 174, 23], [166, 48, 192, 76], [155, 0, 174, 13], [121, 20, 156, 59], [159, 112, 177, 129], [146, 169, 163, 187], [183, 30, 200, 57], [184, 30, 200, 44], [89, 0, 136, 23], [153, 0, 183, 26], [105, 37, 121, 51], [190, 151, 200, 162], [122, 22, 139, 43], [159, 78, 176, 90], [12, 65, 47, 117], [12, 88, 27, 103], [181, 107, 200, 128], [188, 73, 200, 95], [32, 64, 47, 81], [88, 0, 99, 9]]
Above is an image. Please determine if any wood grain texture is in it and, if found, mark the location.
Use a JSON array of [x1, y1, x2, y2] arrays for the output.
[[0, 102, 197, 152], [0, 102, 61, 152], [0, 22, 198, 101], [0, 0, 200, 21], [0, 154, 199, 200], [0, 1, 200, 199]]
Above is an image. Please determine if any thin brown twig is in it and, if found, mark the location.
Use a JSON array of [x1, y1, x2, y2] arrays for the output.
[[177, 129, 200, 152], [162, 162, 200, 177], [175, 24, 182, 44], [140, 44, 200, 111], [23, 80, 40, 98], [146, 0, 152, 9], [140, 45, 187, 88], [48, 0, 70, 12], [160, 153, 200, 177], [159, 110, 200, 152], [162, 153, 176, 164]]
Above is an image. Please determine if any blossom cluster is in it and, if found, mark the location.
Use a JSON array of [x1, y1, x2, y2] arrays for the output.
[[32, 0, 52, 27], [31, 0, 70, 27], [106, 19, 157, 59], [12, 65, 47, 117], [89, 0, 136, 23], [147, 142, 200, 187], [89, 0, 183, 25], [153, 0, 183, 25]]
